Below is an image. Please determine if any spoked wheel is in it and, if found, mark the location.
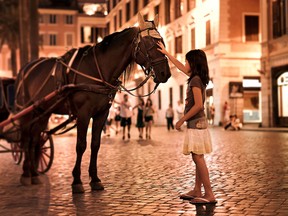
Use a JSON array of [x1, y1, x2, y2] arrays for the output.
[[35, 132, 54, 174], [10, 142, 23, 165]]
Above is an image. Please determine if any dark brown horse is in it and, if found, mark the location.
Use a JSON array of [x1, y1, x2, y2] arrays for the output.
[[13, 14, 171, 193]]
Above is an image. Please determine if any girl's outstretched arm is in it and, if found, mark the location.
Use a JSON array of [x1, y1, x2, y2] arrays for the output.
[[157, 41, 190, 76]]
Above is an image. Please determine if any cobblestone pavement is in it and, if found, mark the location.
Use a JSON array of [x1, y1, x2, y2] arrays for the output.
[[0, 126, 287, 216]]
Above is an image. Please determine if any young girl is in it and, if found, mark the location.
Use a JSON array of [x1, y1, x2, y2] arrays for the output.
[[157, 42, 216, 204]]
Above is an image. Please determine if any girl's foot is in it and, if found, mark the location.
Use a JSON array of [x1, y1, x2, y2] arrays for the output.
[[128, 133, 130, 139], [179, 190, 202, 200], [122, 136, 125, 140]]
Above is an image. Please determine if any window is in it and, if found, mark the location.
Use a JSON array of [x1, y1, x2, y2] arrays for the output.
[[175, 35, 183, 54], [191, 28, 195, 49], [65, 15, 73, 24], [39, 14, 45, 23], [165, 0, 171, 24], [187, 0, 196, 11], [119, 10, 122, 27], [114, 15, 117, 31], [39, 34, 44, 46], [272, 0, 288, 38], [158, 90, 162, 110], [49, 34, 57, 46], [144, 0, 149, 6], [66, 34, 73, 46], [134, 0, 138, 15], [49, 14, 56, 24], [154, 5, 159, 17], [206, 20, 211, 46], [175, 0, 184, 19], [126, 2, 131, 22], [245, 15, 259, 41], [169, 87, 173, 106]]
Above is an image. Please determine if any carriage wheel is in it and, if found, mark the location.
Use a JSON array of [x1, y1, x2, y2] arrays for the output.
[[10, 142, 23, 165], [36, 132, 54, 174]]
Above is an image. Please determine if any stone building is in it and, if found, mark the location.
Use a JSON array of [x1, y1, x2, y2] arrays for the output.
[[260, 0, 288, 127], [2, 0, 286, 127]]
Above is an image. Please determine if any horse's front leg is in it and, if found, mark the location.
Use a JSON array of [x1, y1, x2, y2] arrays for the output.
[[89, 114, 107, 191], [72, 115, 90, 193]]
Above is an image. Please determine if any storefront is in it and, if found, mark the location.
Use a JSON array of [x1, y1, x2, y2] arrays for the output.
[[272, 65, 288, 127]]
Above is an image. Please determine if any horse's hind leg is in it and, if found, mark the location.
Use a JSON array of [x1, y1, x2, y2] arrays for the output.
[[89, 115, 107, 191], [72, 115, 90, 193], [20, 131, 33, 185]]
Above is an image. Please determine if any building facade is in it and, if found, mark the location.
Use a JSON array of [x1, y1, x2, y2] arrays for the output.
[[260, 0, 288, 127], [106, 0, 261, 126], [2, 0, 286, 127]]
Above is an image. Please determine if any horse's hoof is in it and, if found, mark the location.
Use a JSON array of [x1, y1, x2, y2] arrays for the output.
[[72, 184, 85, 194], [31, 176, 43, 185], [20, 176, 31, 186], [90, 181, 104, 190]]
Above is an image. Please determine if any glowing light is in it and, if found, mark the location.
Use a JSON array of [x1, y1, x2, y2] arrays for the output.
[[97, 36, 103, 43]]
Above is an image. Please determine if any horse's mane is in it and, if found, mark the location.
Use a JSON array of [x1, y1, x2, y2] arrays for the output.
[[97, 27, 137, 52], [97, 27, 138, 82]]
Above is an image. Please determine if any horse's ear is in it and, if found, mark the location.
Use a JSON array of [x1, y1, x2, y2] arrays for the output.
[[138, 12, 145, 29], [154, 14, 159, 27]]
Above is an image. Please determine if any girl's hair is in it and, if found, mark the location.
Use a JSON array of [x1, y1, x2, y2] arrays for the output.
[[146, 98, 152, 107], [185, 49, 210, 86]]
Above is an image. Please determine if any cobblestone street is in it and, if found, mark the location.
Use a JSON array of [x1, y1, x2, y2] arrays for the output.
[[0, 126, 287, 216]]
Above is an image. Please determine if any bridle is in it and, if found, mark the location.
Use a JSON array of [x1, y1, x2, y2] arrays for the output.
[[133, 26, 168, 77]]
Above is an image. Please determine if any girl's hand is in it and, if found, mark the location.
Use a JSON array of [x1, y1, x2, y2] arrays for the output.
[[175, 119, 184, 131], [157, 41, 168, 55]]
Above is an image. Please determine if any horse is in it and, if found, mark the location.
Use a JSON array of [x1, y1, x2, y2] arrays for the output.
[[12, 14, 171, 193]]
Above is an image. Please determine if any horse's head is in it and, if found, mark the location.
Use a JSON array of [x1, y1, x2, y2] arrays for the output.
[[134, 13, 171, 83]]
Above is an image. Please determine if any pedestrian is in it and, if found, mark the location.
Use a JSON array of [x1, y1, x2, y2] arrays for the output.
[[165, 104, 174, 131], [158, 42, 217, 204], [223, 101, 230, 126], [209, 103, 215, 125], [119, 94, 133, 140], [144, 98, 154, 139], [134, 98, 145, 139], [114, 106, 121, 135], [103, 107, 115, 137]]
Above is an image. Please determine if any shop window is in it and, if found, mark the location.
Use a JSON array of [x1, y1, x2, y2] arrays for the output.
[[277, 72, 288, 117]]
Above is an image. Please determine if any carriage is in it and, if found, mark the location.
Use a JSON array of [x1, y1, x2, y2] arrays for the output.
[[0, 14, 171, 193], [0, 76, 77, 173]]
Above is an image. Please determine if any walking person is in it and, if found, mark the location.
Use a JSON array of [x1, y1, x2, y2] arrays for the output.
[[209, 103, 215, 125], [134, 98, 145, 139], [144, 98, 154, 139], [165, 104, 174, 131], [158, 42, 217, 204], [114, 106, 121, 135], [119, 94, 133, 140]]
